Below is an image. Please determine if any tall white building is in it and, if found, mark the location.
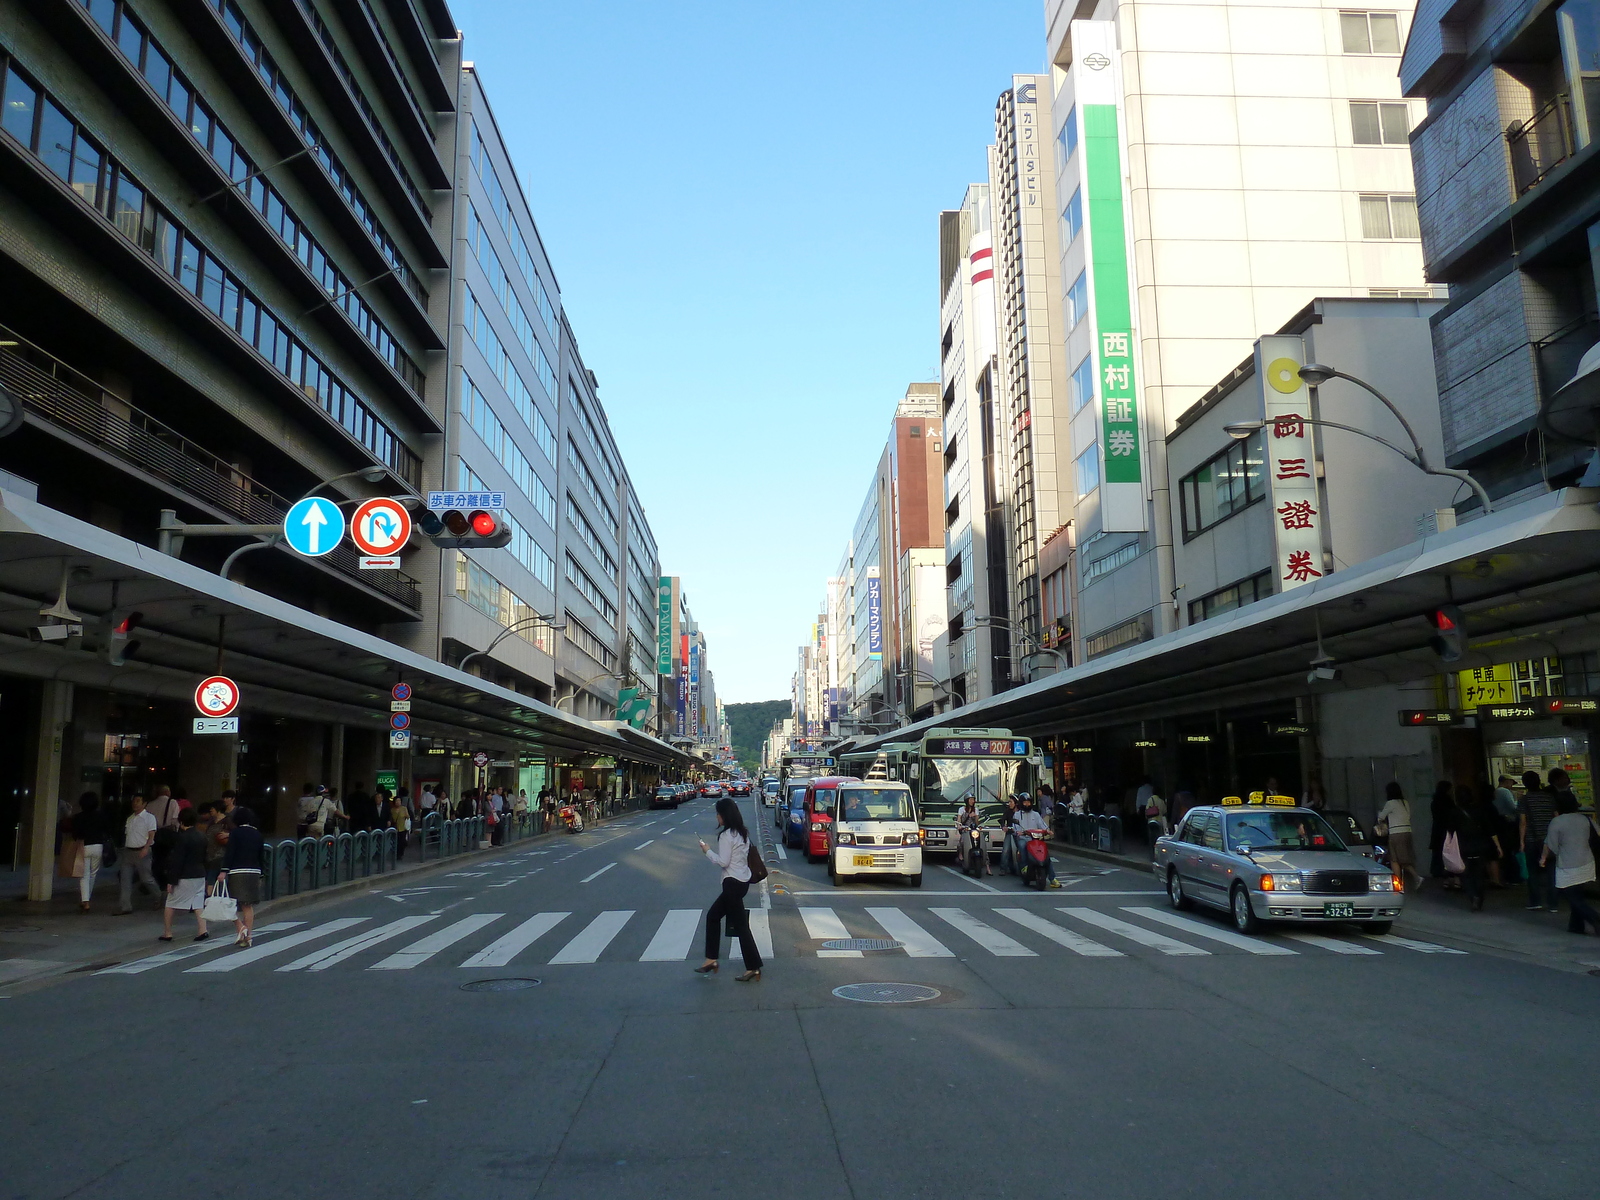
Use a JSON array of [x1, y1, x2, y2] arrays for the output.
[[1045, 0, 1430, 655]]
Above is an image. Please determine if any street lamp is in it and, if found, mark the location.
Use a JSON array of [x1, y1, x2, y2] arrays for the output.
[[458, 613, 564, 672], [1223, 363, 1494, 514], [971, 614, 1070, 675]]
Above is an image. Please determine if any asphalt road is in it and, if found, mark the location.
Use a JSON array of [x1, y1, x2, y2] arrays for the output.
[[2, 795, 1597, 1200]]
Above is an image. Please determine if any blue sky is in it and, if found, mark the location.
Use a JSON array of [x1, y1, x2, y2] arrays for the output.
[[450, 0, 1043, 702]]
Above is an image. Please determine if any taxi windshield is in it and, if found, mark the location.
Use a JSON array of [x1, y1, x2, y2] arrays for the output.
[[837, 787, 915, 822], [1225, 811, 1347, 852]]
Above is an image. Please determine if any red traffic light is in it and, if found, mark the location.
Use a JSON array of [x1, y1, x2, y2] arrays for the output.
[[427, 507, 511, 548], [1432, 609, 1457, 632], [470, 510, 498, 537]]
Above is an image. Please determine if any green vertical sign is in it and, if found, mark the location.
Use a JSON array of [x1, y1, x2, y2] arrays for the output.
[[1084, 104, 1139, 485], [656, 577, 673, 674]]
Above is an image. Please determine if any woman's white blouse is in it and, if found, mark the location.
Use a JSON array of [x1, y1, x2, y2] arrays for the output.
[[704, 828, 752, 882]]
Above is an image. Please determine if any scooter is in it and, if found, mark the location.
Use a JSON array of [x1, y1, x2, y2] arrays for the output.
[[560, 805, 584, 834], [960, 826, 986, 877], [1020, 830, 1051, 891]]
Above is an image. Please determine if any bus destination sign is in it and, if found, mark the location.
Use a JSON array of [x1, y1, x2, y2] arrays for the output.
[[925, 738, 1030, 757]]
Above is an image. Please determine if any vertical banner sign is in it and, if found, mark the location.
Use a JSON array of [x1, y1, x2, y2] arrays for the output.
[[1074, 21, 1146, 532], [867, 571, 883, 661], [689, 643, 700, 736], [1255, 334, 1326, 591], [656, 577, 672, 674]]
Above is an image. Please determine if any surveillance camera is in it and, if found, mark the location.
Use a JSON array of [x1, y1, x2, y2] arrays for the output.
[[1307, 665, 1341, 683], [30, 622, 80, 642]]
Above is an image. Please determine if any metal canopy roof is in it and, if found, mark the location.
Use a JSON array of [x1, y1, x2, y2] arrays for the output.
[[0, 488, 694, 767], [850, 488, 1600, 749]]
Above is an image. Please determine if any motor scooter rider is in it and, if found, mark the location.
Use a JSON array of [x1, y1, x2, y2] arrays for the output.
[[955, 794, 990, 875], [1014, 796, 1062, 888]]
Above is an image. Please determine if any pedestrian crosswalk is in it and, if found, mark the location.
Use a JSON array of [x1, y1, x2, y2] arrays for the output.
[[95, 904, 1467, 978]]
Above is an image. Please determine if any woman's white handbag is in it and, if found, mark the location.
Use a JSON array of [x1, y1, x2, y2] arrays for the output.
[[202, 878, 238, 922]]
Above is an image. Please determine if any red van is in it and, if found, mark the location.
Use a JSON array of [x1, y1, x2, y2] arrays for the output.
[[802, 777, 859, 863]]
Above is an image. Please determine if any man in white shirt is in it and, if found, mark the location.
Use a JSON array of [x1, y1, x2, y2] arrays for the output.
[[116, 794, 160, 913], [147, 785, 179, 831], [295, 783, 320, 837]]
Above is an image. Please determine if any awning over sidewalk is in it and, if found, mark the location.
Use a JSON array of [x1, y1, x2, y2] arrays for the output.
[[0, 487, 694, 767], [851, 488, 1600, 747]]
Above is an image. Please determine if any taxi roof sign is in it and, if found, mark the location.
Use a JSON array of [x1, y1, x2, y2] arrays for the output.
[[1220, 793, 1297, 808]]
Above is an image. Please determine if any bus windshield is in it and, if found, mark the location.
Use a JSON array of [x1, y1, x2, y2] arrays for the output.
[[922, 758, 1028, 824]]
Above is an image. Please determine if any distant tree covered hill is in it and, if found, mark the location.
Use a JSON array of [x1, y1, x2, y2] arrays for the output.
[[727, 700, 789, 769]]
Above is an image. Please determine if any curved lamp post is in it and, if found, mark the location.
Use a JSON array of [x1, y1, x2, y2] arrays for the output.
[[458, 613, 564, 673], [1224, 363, 1493, 514]]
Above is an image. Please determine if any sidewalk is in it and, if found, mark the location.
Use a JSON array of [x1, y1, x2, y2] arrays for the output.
[[0, 818, 605, 990], [1053, 839, 1600, 976]]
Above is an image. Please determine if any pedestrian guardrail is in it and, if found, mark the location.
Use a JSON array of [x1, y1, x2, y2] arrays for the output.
[[1059, 812, 1123, 856]]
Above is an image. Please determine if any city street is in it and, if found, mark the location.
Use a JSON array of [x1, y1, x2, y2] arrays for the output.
[[3, 797, 1596, 1200]]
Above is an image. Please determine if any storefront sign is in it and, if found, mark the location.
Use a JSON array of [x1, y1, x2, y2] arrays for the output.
[[1182, 734, 1213, 744], [867, 571, 883, 660], [656, 578, 673, 674], [375, 770, 399, 793], [1256, 334, 1325, 592], [1479, 703, 1540, 721], [1074, 21, 1145, 532], [1399, 709, 1457, 726], [1132, 738, 1163, 749], [1546, 696, 1600, 714], [1068, 745, 1094, 754], [1266, 722, 1312, 737]]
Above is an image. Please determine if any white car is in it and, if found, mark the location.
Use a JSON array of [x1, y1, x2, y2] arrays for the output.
[[828, 781, 923, 888]]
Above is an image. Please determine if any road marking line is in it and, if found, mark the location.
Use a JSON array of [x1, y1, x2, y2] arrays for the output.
[[1283, 932, 1382, 955], [97, 923, 303, 973], [461, 912, 570, 967], [580, 863, 616, 883], [549, 911, 634, 964], [1122, 907, 1298, 955], [799, 908, 851, 939], [993, 908, 1123, 957], [774, 843, 787, 860], [1364, 932, 1466, 954], [1058, 908, 1208, 956], [938, 864, 999, 892], [635, 840, 655, 850], [748, 910, 773, 960], [188, 919, 368, 972], [930, 908, 1036, 956], [369, 914, 504, 970], [865, 907, 953, 957], [640, 910, 701, 961], [280, 917, 438, 971]]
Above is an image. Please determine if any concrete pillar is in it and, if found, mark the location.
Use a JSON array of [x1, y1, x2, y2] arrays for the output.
[[329, 724, 345, 800], [274, 720, 326, 838], [180, 731, 237, 805], [27, 681, 72, 902]]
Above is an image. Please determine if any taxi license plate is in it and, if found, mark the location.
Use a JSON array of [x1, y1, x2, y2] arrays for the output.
[[853, 855, 874, 867], [1323, 902, 1357, 918]]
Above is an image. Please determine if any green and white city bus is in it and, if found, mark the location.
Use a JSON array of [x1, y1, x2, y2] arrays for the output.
[[840, 728, 1036, 855]]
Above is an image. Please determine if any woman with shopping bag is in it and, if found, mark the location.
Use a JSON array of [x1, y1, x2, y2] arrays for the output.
[[217, 807, 264, 946], [1430, 781, 1462, 891]]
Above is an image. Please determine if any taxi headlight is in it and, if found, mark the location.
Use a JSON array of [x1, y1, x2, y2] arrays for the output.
[[836, 832, 854, 845], [1260, 873, 1303, 892], [1369, 873, 1399, 892]]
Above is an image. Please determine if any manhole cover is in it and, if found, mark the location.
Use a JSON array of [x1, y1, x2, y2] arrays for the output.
[[832, 983, 942, 1004], [460, 978, 541, 992], [822, 938, 904, 952], [0, 925, 40, 934]]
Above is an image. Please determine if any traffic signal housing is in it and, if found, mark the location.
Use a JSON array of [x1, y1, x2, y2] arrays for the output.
[[419, 507, 511, 549], [1426, 603, 1466, 662], [109, 610, 143, 666]]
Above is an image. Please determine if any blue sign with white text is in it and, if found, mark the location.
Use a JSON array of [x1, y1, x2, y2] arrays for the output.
[[283, 497, 345, 558], [867, 575, 883, 660]]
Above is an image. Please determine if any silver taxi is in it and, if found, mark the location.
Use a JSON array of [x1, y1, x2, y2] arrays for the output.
[[1152, 797, 1404, 935]]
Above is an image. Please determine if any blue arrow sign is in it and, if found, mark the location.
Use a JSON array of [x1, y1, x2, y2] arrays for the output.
[[283, 497, 344, 557]]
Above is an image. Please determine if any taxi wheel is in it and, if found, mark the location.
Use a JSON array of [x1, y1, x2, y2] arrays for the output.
[[1167, 869, 1191, 911], [1230, 884, 1260, 934]]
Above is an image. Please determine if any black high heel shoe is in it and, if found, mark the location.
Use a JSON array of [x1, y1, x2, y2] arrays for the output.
[[693, 962, 718, 975], [735, 969, 761, 983]]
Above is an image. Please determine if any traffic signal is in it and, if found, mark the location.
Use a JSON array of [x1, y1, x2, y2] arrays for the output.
[[1426, 604, 1466, 662], [418, 507, 511, 549], [109, 611, 143, 666]]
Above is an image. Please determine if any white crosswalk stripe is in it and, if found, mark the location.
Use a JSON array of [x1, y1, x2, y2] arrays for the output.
[[865, 907, 953, 957], [97, 923, 304, 973], [799, 907, 860, 956], [280, 917, 438, 971], [370, 914, 504, 970], [640, 910, 701, 961], [1365, 932, 1466, 954], [1121, 907, 1298, 955], [993, 908, 1123, 957], [187, 919, 369, 972], [1058, 908, 1209, 956], [461, 912, 569, 967], [748, 910, 773, 961], [549, 911, 633, 964], [1284, 932, 1383, 954], [930, 908, 1036, 956]]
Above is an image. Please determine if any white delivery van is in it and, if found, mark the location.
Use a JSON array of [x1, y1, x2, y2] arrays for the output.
[[828, 781, 922, 888]]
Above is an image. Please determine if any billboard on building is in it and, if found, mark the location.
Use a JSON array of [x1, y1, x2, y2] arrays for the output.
[[867, 571, 883, 660], [656, 577, 672, 674], [910, 554, 945, 699], [1256, 334, 1326, 592]]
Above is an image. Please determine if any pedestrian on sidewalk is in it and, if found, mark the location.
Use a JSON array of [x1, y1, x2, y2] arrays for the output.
[[695, 797, 762, 982], [117, 794, 159, 913], [1489, 775, 1521, 886], [148, 785, 179, 831], [1452, 785, 1500, 913], [1375, 782, 1423, 891], [219, 807, 264, 947], [161, 807, 210, 943], [69, 793, 107, 913], [1519, 771, 1560, 912], [1430, 781, 1461, 890], [389, 792, 410, 859], [1000, 796, 1021, 874], [295, 784, 320, 838], [199, 800, 232, 890], [1540, 793, 1600, 936], [345, 782, 377, 834]]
